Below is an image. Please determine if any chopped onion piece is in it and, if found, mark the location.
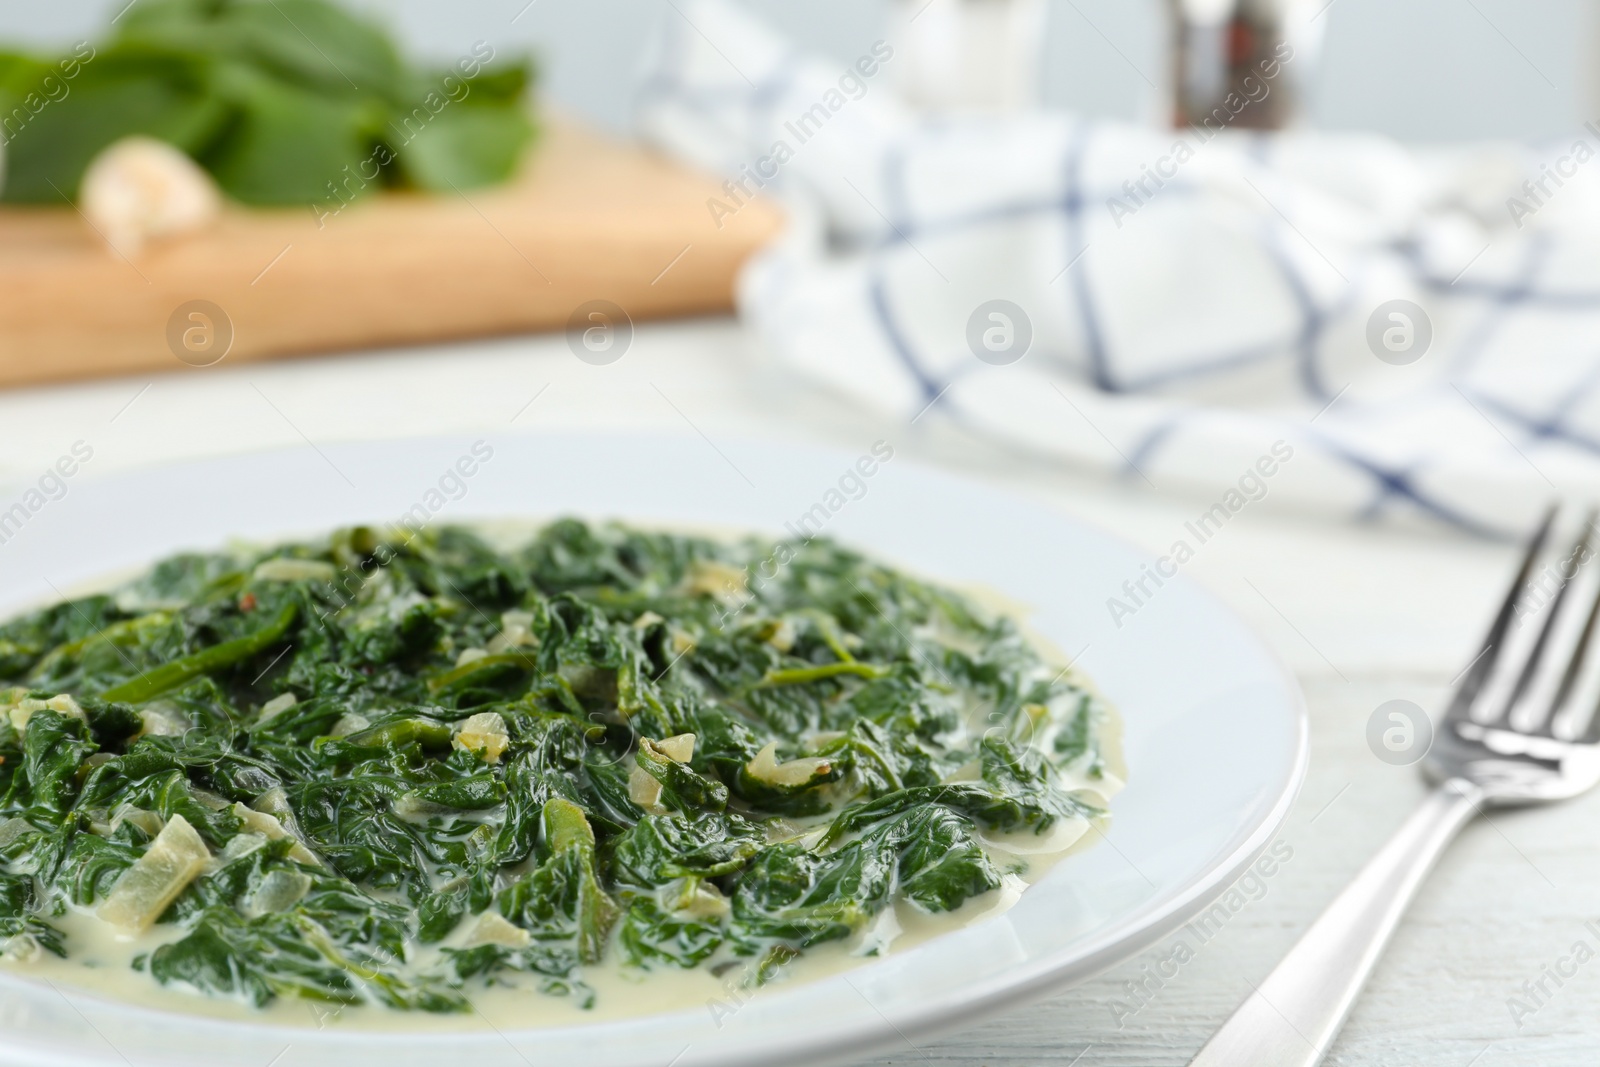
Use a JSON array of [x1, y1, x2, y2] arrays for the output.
[[247, 870, 312, 916], [46, 694, 86, 719], [6, 693, 87, 732], [485, 610, 537, 654], [685, 560, 747, 600], [191, 789, 231, 811], [453, 711, 509, 764], [392, 793, 453, 820], [745, 741, 833, 787], [218, 831, 268, 864], [252, 558, 336, 583], [629, 734, 695, 811], [137, 705, 188, 737], [465, 910, 531, 948], [97, 814, 210, 932], [232, 802, 320, 866], [666, 879, 729, 920], [329, 712, 369, 737], [628, 764, 663, 810], [655, 733, 696, 763], [2, 933, 41, 963], [110, 805, 164, 838], [257, 693, 298, 723]]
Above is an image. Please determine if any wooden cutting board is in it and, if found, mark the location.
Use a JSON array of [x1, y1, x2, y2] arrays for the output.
[[0, 118, 783, 388]]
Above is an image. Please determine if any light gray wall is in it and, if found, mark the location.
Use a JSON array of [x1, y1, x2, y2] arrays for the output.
[[2, 0, 1592, 143], [1311, 0, 1592, 142]]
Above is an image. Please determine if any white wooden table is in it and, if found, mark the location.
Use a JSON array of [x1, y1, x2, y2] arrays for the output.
[[2, 318, 1593, 1065]]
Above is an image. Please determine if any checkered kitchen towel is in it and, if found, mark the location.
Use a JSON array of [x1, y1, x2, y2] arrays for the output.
[[638, 0, 1600, 537]]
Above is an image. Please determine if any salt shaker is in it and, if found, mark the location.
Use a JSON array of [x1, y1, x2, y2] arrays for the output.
[[887, 0, 1049, 112]]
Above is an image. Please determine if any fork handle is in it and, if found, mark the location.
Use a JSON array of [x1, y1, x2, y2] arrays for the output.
[[1188, 778, 1483, 1067]]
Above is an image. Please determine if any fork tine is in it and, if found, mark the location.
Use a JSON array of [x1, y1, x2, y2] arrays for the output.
[[1442, 502, 1559, 724], [1493, 511, 1599, 729], [1559, 567, 1600, 740]]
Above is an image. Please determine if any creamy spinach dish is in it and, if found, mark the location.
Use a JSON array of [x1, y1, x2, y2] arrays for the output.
[[0, 521, 1116, 1014]]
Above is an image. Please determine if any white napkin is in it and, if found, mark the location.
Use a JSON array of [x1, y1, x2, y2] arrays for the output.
[[639, 0, 1600, 537]]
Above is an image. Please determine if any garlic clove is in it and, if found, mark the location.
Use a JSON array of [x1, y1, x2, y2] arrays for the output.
[[79, 136, 220, 257]]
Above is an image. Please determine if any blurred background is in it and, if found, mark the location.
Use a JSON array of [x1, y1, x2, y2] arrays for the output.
[[5, 0, 1600, 538], [5, 0, 1597, 141]]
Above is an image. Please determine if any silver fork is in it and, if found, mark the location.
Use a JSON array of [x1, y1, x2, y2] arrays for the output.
[[1190, 505, 1600, 1067]]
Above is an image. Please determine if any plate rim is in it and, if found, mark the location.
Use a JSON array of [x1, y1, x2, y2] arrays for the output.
[[0, 432, 1310, 1067]]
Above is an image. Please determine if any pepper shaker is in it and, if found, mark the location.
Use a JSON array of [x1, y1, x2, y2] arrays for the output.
[[1166, 0, 1324, 130]]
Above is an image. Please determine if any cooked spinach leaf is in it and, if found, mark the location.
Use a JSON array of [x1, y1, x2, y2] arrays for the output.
[[0, 521, 1113, 1010]]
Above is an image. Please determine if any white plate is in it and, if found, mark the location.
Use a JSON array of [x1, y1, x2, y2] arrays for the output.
[[0, 433, 1306, 1067]]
